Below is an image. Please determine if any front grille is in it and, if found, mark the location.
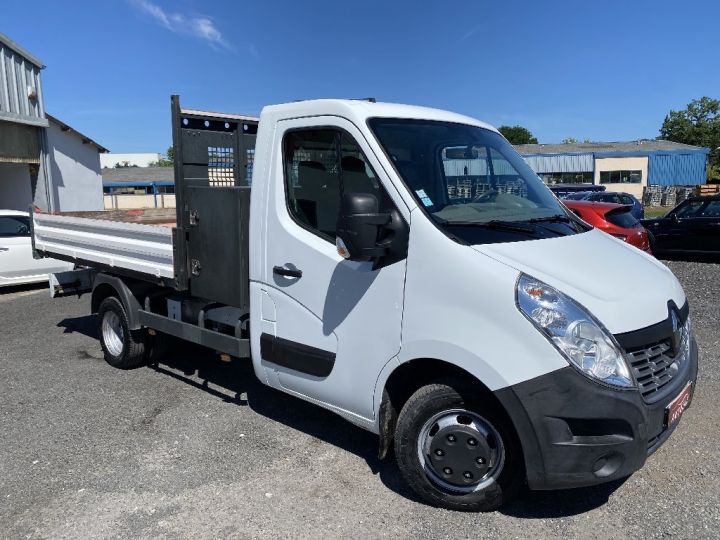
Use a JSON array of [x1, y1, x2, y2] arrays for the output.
[[627, 340, 680, 401]]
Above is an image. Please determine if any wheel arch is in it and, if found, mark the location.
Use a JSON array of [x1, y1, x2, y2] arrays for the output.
[[376, 357, 527, 469], [90, 274, 145, 330]]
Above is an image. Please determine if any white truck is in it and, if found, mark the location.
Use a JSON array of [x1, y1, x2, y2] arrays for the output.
[[32, 96, 698, 511]]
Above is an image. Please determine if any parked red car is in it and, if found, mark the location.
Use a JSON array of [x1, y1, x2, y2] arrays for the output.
[[563, 200, 653, 254]]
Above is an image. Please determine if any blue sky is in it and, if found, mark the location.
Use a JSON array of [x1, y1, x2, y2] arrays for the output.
[[3, 0, 719, 153]]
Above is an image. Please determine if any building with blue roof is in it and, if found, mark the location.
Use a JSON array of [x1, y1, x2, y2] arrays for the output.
[[515, 139, 709, 198], [101, 166, 174, 209]]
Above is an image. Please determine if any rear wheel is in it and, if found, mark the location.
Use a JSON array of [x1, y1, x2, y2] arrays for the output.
[[97, 296, 148, 369], [394, 382, 523, 511]]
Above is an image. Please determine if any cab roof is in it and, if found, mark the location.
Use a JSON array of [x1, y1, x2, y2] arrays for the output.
[[260, 99, 499, 133]]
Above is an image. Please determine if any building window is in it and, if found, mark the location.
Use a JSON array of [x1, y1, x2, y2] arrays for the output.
[[599, 170, 642, 184], [539, 172, 593, 185]]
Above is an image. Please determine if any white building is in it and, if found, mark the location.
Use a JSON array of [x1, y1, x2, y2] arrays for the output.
[[100, 153, 162, 169], [0, 33, 107, 212], [46, 114, 107, 211]]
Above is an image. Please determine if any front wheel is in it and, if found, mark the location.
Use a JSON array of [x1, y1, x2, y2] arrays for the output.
[[394, 383, 523, 511]]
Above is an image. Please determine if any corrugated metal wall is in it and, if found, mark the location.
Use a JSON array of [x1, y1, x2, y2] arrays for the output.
[[521, 153, 594, 173], [443, 158, 517, 176], [648, 153, 707, 186], [0, 38, 46, 126]]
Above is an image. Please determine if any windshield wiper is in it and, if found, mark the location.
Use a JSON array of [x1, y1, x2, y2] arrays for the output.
[[438, 219, 538, 236], [524, 214, 571, 224]]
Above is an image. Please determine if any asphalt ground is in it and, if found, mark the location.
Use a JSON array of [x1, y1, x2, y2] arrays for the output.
[[1, 259, 719, 539]]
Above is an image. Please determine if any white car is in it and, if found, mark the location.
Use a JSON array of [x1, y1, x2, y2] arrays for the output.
[[0, 210, 73, 288]]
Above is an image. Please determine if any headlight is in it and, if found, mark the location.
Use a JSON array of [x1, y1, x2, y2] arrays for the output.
[[516, 274, 634, 388]]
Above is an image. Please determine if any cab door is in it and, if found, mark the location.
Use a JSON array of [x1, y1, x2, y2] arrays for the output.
[[258, 116, 408, 420], [690, 199, 720, 252], [0, 215, 34, 280], [652, 200, 702, 252]]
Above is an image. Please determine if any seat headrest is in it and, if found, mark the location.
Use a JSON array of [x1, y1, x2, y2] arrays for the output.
[[341, 156, 365, 173], [298, 161, 327, 188]]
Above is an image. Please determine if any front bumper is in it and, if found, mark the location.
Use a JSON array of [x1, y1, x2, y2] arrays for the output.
[[495, 337, 698, 490]]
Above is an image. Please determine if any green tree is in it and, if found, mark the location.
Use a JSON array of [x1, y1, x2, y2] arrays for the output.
[[498, 125, 538, 145], [708, 163, 720, 183], [114, 161, 137, 168], [562, 137, 578, 144], [150, 147, 174, 167], [660, 96, 720, 168]]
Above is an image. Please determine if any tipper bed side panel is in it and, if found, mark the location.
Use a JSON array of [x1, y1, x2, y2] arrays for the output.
[[32, 212, 175, 279]]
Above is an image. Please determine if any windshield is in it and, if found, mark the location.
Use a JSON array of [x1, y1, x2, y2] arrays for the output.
[[369, 118, 585, 244]]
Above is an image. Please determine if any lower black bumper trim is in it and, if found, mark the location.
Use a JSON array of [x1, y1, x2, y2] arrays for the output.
[[494, 338, 698, 490]]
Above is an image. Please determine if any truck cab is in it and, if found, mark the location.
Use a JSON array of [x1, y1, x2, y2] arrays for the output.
[[33, 97, 698, 511]]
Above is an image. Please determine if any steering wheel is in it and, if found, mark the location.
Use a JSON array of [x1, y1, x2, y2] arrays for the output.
[[17, 225, 30, 235], [472, 189, 498, 203]]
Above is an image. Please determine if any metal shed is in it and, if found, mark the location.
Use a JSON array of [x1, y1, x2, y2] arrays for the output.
[[0, 32, 49, 211], [520, 153, 594, 174], [0, 32, 46, 128], [1, 33, 107, 212], [515, 140, 709, 189]]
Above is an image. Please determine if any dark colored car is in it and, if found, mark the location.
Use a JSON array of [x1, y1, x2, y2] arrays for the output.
[[642, 196, 720, 255], [563, 191, 644, 220], [563, 200, 652, 253], [548, 184, 605, 198], [562, 190, 594, 201]]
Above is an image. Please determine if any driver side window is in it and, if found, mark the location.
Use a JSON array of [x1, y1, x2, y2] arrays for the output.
[[283, 129, 386, 243], [700, 200, 720, 217]]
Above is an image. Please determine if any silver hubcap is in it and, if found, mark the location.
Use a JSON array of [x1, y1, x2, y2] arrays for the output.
[[102, 311, 124, 357], [417, 408, 505, 493]]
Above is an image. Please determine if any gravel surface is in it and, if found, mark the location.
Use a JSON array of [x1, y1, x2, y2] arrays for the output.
[[1, 260, 719, 539]]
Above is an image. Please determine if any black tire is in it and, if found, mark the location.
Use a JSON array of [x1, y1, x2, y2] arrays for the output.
[[97, 296, 148, 369], [394, 382, 523, 512]]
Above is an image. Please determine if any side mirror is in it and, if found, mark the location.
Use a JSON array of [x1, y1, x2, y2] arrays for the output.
[[336, 193, 391, 261], [670, 212, 679, 223]]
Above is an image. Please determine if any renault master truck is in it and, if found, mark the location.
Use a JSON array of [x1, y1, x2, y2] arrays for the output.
[[31, 96, 698, 511]]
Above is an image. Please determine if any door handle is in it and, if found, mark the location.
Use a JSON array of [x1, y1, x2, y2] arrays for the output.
[[273, 265, 302, 278], [0, 247, 8, 252]]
